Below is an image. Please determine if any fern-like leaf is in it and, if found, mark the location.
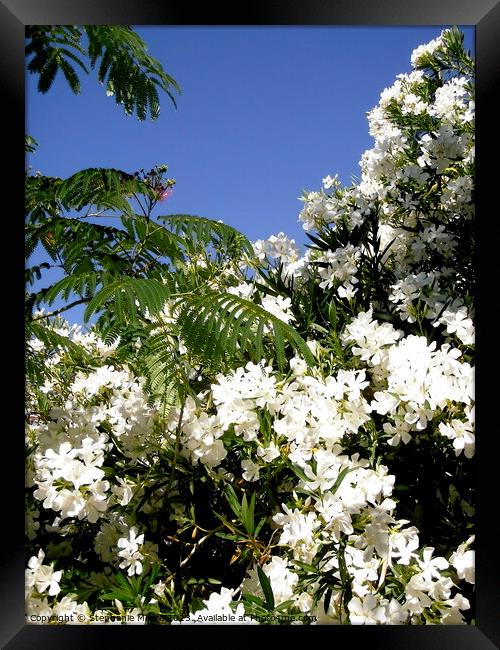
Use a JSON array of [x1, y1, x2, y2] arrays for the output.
[[84, 277, 170, 323], [58, 57, 81, 94], [158, 214, 255, 260], [37, 58, 58, 93], [37, 272, 99, 307], [132, 325, 187, 411], [175, 292, 315, 370], [56, 168, 152, 212], [26, 25, 180, 121]]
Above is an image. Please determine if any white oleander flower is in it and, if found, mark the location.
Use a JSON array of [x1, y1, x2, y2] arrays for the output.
[[449, 536, 475, 584]]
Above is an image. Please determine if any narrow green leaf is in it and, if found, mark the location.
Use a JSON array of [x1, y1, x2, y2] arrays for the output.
[[330, 466, 355, 496], [289, 463, 310, 483], [224, 485, 242, 519], [292, 560, 318, 574], [256, 565, 275, 611], [242, 593, 266, 608], [215, 532, 241, 541], [273, 322, 286, 371], [253, 516, 267, 538], [247, 491, 256, 536], [328, 301, 337, 330]]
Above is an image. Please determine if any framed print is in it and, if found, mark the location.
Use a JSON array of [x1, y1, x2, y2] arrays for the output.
[[6, 0, 499, 647]]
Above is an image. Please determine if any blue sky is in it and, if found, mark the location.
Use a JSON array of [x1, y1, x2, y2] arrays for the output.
[[26, 25, 474, 325]]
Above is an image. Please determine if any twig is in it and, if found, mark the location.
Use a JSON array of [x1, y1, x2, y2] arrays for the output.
[[31, 297, 89, 321]]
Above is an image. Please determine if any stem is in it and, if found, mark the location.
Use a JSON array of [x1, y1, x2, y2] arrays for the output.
[[81, 213, 123, 219], [31, 297, 89, 321], [132, 192, 148, 218], [178, 526, 224, 568], [164, 399, 186, 497], [130, 221, 164, 270]]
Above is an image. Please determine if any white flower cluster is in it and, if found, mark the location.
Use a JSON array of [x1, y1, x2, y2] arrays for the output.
[[299, 183, 368, 233], [253, 231, 300, 263], [170, 361, 278, 468], [117, 526, 147, 576], [29, 364, 160, 528], [410, 32, 445, 67], [343, 308, 474, 452], [315, 244, 361, 298], [32, 439, 110, 523], [418, 124, 469, 173], [178, 398, 228, 467], [25, 549, 92, 624], [26, 333, 161, 591], [25, 547, 148, 625], [253, 232, 312, 284], [299, 29, 474, 349], [152, 327, 473, 623], [173, 587, 256, 625], [298, 190, 344, 232], [226, 281, 296, 326], [242, 556, 300, 607]]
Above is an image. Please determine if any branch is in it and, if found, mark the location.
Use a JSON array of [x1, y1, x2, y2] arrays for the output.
[[80, 212, 123, 219], [31, 297, 89, 321]]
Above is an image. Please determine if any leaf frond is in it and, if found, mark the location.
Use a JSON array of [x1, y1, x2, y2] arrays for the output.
[[175, 291, 315, 370]]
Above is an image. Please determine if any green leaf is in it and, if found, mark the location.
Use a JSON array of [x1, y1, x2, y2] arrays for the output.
[[224, 484, 242, 519], [253, 516, 267, 538], [176, 291, 315, 371], [328, 300, 337, 330], [100, 591, 131, 602], [25, 135, 39, 153], [292, 560, 318, 574], [215, 532, 241, 541], [256, 565, 275, 611], [247, 491, 256, 535], [289, 463, 310, 483], [84, 25, 180, 120], [242, 593, 266, 608], [240, 491, 256, 535], [27, 25, 180, 120], [213, 511, 245, 539], [158, 214, 255, 260], [40, 272, 98, 306], [324, 588, 332, 614], [37, 58, 58, 93], [84, 277, 170, 323], [56, 167, 150, 212], [273, 599, 296, 613], [59, 57, 81, 93], [330, 466, 355, 496]]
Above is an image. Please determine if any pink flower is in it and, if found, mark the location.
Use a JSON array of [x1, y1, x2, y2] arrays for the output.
[[157, 187, 174, 201]]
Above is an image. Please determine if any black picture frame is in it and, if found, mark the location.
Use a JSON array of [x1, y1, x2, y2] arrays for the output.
[[6, 0, 499, 647]]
